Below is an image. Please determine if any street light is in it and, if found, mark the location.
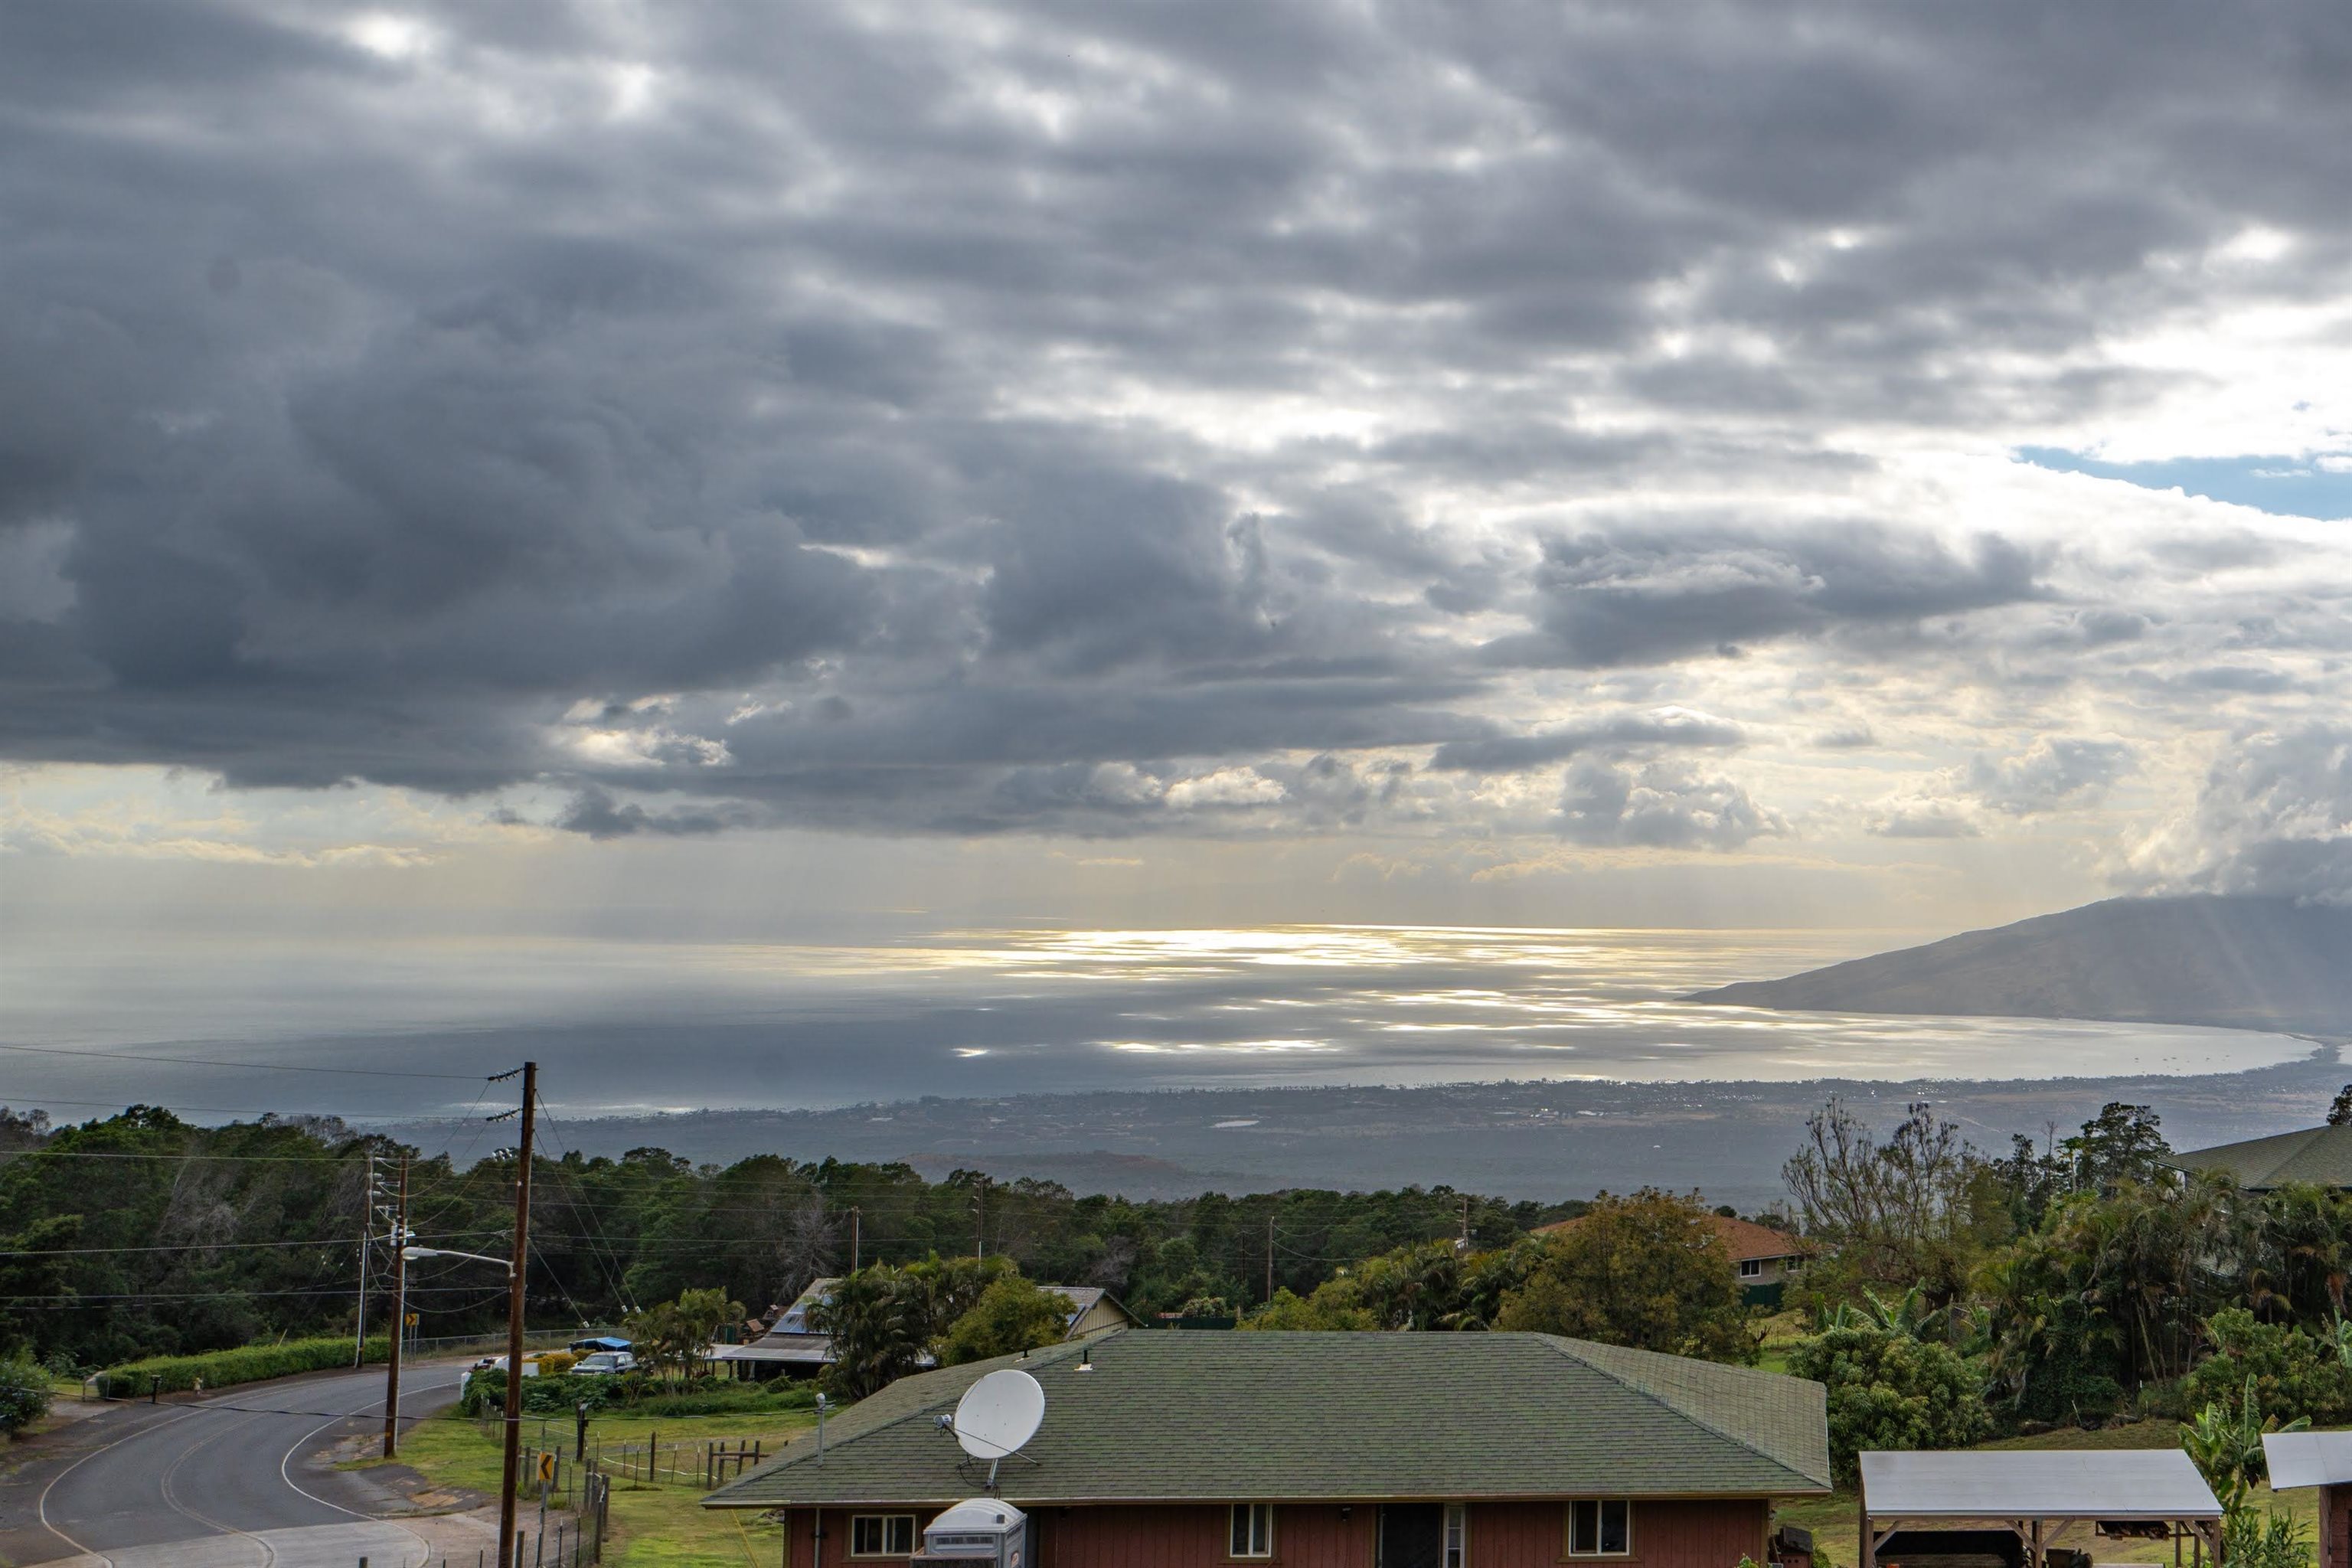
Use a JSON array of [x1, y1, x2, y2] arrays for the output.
[[413, 1231, 534, 1568], [402, 1246, 515, 1275]]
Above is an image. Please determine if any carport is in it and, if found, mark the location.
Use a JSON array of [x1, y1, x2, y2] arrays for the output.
[[1859, 1452, 2225, 1568]]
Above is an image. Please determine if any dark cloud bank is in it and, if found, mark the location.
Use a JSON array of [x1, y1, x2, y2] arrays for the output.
[[5, 0, 2352, 889]]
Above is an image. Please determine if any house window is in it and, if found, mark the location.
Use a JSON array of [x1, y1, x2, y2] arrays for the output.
[[851, 1516, 917, 1557], [1740, 1259, 1765, 1279], [1568, 1501, 1631, 1557], [1445, 1504, 1466, 1568], [1230, 1504, 1276, 1558]]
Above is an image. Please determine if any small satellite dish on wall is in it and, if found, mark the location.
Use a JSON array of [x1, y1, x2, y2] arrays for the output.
[[953, 1368, 1047, 1462]]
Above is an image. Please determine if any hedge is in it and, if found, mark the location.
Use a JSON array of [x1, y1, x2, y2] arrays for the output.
[[94, 1335, 390, 1397]]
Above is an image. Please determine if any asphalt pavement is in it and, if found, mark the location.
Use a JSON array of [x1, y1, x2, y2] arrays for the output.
[[8, 1362, 473, 1568]]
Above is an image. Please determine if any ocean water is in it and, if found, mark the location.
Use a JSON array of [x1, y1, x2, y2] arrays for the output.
[[0, 926, 2319, 1122]]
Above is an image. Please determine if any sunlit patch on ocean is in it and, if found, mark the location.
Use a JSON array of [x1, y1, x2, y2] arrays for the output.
[[2, 923, 2321, 1119]]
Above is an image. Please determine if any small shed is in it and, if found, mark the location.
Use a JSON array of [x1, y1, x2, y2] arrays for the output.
[[1858, 1452, 2223, 1568], [2264, 1432, 2352, 1568]]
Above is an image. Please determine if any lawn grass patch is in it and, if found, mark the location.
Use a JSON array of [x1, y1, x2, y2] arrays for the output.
[[368, 1403, 815, 1566]]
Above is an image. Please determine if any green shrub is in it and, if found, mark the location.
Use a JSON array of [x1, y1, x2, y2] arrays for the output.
[[95, 1335, 389, 1397], [2014, 1345, 2125, 1427], [1787, 1325, 1990, 1478], [2181, 1309, 2352, 1426], [0, 1355, 54, 1434], [626, 1380, 818, 1418], [2223, 1508, 2313, 1568]]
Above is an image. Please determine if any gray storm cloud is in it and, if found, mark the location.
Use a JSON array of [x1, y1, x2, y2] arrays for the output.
[[2, 0, 2350, 893]]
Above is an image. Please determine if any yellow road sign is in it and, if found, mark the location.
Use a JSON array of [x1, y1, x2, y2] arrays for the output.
[[538, 1452, 557, 1482]]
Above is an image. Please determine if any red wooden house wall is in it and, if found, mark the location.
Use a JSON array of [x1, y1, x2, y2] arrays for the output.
[[783, 1498, 1772, 1568]]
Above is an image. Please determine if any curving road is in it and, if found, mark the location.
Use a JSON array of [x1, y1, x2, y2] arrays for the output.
[[18, 1363, 472, 1568]]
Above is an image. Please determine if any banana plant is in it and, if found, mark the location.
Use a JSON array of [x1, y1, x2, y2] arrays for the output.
[[2180, 1373, 2309, 1512]]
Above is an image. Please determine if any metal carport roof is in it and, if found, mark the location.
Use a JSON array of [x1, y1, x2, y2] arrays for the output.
[[1860, 1451, 2223, 1520], [2265, 1432, 2352, 1491]]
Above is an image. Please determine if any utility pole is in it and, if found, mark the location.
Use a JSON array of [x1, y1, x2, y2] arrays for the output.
[[381, 1155, 410, 1458], [495, 1062, 537, 1568], [850, 1206, 861, 1272], [973, 1179, 986, 1259], [355, 1149, 374, 1367], [1265, 1214, 1275, 1305], [1458, 1194, 1472, 1254]]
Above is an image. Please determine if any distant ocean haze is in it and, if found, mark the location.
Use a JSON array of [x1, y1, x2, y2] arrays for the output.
[[0, 925, 2316, 1125]]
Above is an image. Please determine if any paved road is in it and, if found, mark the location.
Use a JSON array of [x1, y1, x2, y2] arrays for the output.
[[20, 1363, 472, 1568]]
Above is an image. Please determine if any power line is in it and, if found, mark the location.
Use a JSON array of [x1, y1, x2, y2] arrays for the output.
[[0, 1229, 506, 1258], [0, 1040, 498, 1080], [0, 1149, 383, 1164], [3, 1282, 550, 1303]]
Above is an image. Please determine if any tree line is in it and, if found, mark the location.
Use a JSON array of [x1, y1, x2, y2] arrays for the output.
[[0, 1104, 1581, 1369]]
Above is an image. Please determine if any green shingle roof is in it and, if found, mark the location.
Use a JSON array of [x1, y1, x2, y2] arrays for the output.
[[704, 1329, 1830, 1511], [2160, 1124, 2352, 1190]]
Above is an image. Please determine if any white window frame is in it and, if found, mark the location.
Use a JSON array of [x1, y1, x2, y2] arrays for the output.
[[849, 1515, 918, 1557], [1230, 1503, 1276, 1559], [1739, 1258, 1765, 1278], [1445, 1503, 1467, 1568], [1567, 1500, 1632, 1558]]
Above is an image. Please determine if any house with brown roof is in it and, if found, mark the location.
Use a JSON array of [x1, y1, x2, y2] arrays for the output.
[[1534, 1214, 1812, 1308], [705, 1330, 1831, 1568]]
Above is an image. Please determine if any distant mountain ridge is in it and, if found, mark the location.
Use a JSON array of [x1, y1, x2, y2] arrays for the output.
[[1688, 896, 2352, 1036]]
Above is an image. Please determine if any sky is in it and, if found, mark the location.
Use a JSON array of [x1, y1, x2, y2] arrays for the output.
[[5, 0, 2352, 1078]]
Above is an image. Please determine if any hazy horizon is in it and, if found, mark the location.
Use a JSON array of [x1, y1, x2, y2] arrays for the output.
[[2, 921, 2318, 1127]]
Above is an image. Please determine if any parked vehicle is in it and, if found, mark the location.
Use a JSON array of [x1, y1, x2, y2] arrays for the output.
[[572, 1351, 636, 1375]]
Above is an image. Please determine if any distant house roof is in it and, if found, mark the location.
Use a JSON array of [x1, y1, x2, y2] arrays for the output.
[[714, 1334, 836, 1367], [704, 1328, 1830, 1509], [2159, 1125, 2352, 1190], [1046, 1285, 1134, 1332], [1535, 1212, 1811, 1265]]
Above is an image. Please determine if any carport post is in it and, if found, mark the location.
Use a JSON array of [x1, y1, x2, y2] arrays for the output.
[[1858, 1473, 1873, 1568]]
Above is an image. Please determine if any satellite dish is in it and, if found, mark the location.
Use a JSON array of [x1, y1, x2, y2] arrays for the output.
[[953, 1368, 1046, 1460]]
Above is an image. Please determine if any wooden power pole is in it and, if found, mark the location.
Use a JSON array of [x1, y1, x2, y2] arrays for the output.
[[496, 1062, 537, 1568], [381, 1155, 410, 1457], [851, 1205, 861, 1272]]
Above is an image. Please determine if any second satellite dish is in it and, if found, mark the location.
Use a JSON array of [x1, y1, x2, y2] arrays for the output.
[[954, 1368, 1046, 1459]]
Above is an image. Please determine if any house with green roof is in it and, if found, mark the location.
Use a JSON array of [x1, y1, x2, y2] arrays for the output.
[[704, 1328, 1830, 1568], [2158, 1123, 2352, 1190]]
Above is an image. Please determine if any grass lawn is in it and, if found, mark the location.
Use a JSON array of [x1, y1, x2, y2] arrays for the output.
[[1776, 1422, 2322, 1568], [362, 1405, 814, 1567]]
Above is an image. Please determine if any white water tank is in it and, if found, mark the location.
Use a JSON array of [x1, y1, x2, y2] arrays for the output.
[[919, 1499, 1027, 1568]]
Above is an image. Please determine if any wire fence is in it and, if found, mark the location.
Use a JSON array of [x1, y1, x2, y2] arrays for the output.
[[508, 1430, 766, 1492]]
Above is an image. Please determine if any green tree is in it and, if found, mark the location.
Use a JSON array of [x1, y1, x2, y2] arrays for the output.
[[1787, 1325, 1989, 1479], [2064, 1103, 2171, 1194], [941, 1274, 1072, 1364], [1494, 1190, 1754, 1363], [1240, 1282, 1377, 1331], [623, 1286, 744, 1383], [811, 1265, 932, 1398]]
